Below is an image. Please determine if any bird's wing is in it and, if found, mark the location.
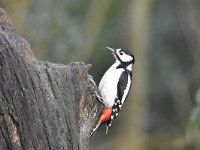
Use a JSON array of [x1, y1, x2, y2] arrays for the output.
[[117, 71, 129, 101], [110, 71, 128, 121]]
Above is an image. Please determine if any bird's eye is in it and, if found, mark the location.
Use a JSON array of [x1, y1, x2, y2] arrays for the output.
[[119, 52, 124, 55]]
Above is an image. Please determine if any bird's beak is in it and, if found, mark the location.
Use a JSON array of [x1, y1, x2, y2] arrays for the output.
[[106, 47, 116, 53]]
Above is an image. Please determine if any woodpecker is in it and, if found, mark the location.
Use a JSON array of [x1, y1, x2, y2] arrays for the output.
[[91, 47, 135, 136]]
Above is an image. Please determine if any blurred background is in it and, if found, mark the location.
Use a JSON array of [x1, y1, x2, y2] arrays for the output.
[[1, 0, 200, 149]]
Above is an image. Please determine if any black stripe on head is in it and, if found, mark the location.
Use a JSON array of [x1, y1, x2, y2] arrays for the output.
[[122, 48, 133, 55], [116, 62, 133, 70], [115, 54, 121, 62]]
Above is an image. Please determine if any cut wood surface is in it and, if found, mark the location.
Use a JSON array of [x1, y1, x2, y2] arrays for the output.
[[0, 8, 101, 150]]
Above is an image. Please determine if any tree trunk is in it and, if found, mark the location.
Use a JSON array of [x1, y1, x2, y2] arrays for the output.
[[0, 8, 101, 150]]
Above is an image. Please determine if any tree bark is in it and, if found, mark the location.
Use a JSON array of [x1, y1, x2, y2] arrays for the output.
[[0, 8, 101, 150]]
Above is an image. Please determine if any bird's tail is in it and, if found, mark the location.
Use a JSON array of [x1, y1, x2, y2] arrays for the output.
[[90, 122, 110, 136], [90, 122, 101, 136], [90, 107, 112, 136], [106, 124, 109, 135]]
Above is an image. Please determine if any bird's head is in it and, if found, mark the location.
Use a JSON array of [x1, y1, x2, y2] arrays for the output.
[[106, 47, 135, 65]]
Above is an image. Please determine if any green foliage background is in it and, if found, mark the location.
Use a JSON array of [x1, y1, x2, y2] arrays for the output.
[[1, 0, 200, 149]]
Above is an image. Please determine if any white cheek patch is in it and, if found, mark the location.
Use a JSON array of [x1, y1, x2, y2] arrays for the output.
[[119, 54, 133, 62]]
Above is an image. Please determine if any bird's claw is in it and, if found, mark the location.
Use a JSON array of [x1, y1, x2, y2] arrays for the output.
[[94, 91, 104, 104]]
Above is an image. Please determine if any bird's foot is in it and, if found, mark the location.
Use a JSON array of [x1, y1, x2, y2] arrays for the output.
[[94, 91, 104, 104]]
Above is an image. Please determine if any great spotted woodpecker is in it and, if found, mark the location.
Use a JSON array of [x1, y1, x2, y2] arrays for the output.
[[91, 47, 135, 136]]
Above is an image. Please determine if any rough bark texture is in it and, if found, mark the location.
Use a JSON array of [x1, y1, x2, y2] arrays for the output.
[[0, 8, 101, 150]]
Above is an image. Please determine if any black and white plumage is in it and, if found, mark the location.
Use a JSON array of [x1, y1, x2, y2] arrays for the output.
[[91, 47, 135, 136]]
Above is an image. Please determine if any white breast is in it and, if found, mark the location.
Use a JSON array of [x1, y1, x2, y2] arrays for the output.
[[98, 62, 123, 107]]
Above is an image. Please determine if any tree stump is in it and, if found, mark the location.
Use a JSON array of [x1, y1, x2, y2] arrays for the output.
[[0, 8, 101, 150]]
